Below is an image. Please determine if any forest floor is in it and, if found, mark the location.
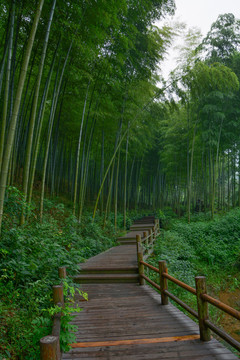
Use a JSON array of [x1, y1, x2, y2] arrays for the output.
[[220, 288, 240, 342]]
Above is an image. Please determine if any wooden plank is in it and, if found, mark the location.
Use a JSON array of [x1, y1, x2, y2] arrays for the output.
[[71, 334, 200, 348], [63, 217, 238, 360], [63, 339, 238, 359]]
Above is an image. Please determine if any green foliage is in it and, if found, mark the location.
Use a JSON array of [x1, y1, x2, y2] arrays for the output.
[[149, 209, 240, 327], [47, 280, 87, 353], [108, 211, 132, 229], [0, 196, 116, 359], [199, 13, 240, 63], [3, 186, 34, 227], [171, 209, 240, 269]]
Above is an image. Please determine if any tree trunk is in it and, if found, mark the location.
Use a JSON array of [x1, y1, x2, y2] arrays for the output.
[[27, 42, 59, 210], [0, 0, 15, 170], [21, 0, 56, 224], [123, 122, 129, 229], [0, 0, 44, 233], [73, 81, 90, 216], [188, 123, 197, 223], [40, 39, 72, 221]]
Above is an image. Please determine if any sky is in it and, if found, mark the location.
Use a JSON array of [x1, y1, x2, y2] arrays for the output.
[[159, 0, 240, 77]]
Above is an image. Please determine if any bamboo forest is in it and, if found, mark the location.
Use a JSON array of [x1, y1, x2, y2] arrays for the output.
[[1, 0, 240, 359]]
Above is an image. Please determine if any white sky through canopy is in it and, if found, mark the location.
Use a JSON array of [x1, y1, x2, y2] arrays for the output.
[[159, 0, 240, 77]]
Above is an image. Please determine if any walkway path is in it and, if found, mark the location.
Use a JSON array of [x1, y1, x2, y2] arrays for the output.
[[63, 218, 238, 360]]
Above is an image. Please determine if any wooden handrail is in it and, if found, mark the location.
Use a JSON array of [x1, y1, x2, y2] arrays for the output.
[[141, 274, 161, 291], [139, 257, 240, 351], [163, 272, 196, 295], [140, 260, 159, 273], [201, 293, 240, 320], [141, 232, 152, 242], [137, 225, 160, 260], [204, 319, 240, 352], [164, 290, 198, 319], [40, 267, 66, 360]]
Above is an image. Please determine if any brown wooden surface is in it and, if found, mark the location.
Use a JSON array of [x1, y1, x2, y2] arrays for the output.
[[130, 224, 155, 230], [78, 245, 138, 269], [75, 245, 139, 284], [63, 284, 238, 359], [118, 230, 146, 240], [196, 276, 211, 341], [71, 334, 200, 348], [63, 218, 238, 359]]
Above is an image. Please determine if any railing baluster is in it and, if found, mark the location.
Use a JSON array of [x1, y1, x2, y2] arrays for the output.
[[150, 228, 153, 245], [159, 260, 168, 305], [58, 266, 67, 280], [53, 284, 64, 306], [195, 276, 211, 341], [40, 336, 60, 360], [136, 234, 145, 285], [139, 245, 240, 350], [143, 231, 148, 247]]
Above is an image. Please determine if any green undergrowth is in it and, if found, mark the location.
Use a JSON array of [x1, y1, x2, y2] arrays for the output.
[[0, 188, 119, 359], [148, 208, 240, 355]]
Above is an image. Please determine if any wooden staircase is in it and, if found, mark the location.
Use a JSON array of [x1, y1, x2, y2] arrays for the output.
[[117, 230, 145, 245], [61, 216, 239, 360], [74, 217, 158, 284], [41, 216, 240, 360], [74, 264, 139, 284], [73, 245, 139, 284]]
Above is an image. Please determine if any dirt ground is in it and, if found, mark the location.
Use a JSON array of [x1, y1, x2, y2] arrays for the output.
[[219, 288, 240, 342]]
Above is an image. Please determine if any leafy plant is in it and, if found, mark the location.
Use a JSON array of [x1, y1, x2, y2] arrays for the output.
[[0, 200, 116, 359]]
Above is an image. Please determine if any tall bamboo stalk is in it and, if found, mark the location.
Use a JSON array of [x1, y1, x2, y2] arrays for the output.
[[0, 0, 45, 234], [0, 0, 15, 170], [100, 130, 104, 215], [21, 0, 56, 225], [123, 122, 129, 229], [103, 119, 122, 227], [188, 121, 197, 223], [73, 81, 90, 216], [78, 115, 96, 222], [27, 43, 58, 210]]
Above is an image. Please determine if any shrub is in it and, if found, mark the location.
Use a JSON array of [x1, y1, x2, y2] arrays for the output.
[[0, 196, 117, 359]]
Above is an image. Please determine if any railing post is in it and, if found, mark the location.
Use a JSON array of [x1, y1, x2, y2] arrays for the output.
[[159, 260, 168, 305], [136, 234, 145, 285], [53, 285, 64, 306], [143, 230, 149, 273], [154, 220, 156, 236], [40, 335, 61, 360], [195, 276, 211, 341], [143, 231, 148, 247], [150, 228, 153, 244], [58, 266, 67, 280]]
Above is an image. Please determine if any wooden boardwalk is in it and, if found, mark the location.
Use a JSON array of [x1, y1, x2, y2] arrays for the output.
[[63, 219, 238, 360]]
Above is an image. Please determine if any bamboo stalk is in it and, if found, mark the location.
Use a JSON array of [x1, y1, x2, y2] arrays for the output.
[[0, 0, 45, 234]]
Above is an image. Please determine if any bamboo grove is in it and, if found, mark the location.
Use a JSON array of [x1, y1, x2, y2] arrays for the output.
[[0, 0, 175, 232], [1, 1, 240, 232], [158, 14, 240, 222]]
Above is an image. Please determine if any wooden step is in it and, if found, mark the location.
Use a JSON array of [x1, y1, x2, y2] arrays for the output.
[[117, 231, 145, 243], [134, 220, 155, 224], [130, 224, 154, 230], [117, 240, 136, 245], [79, 266, 138, 274], [74, 274, 139, 284]]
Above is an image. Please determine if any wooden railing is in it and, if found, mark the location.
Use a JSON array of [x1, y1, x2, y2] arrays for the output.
[[40, 267, 66, 360], [136, 219, 160, 261], [136, 254, 240, 352]]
